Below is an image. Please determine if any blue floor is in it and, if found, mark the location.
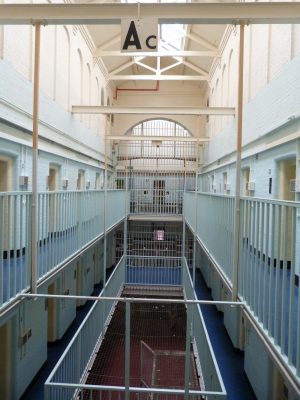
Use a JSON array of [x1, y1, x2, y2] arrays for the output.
[[194, 269, 256, 400], [20, 266, 256, 400]]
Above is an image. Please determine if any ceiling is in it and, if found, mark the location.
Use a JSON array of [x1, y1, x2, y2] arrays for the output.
[[74, 1, 231, 89]]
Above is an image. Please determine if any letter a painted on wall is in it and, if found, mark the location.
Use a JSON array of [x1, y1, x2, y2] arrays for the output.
[[121, 18, 158, 52]]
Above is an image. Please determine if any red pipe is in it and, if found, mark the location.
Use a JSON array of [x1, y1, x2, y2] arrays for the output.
[[114, 81, 159, 100]]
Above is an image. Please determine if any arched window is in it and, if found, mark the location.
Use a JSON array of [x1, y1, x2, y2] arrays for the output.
[[221, 64, 227, 129], [215, 78, 220, 106], [214, 79, 220, 135], [221, 64, 227, 106], [94, 77, 101, 134], [227, 49, 234, 106], [75, 49, 83, 105], [56, 26, 70, 110], [83, 62, 91, 127], [101, 88, 105, 106]]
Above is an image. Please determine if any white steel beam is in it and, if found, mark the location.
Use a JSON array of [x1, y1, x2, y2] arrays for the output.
[[1, 3, 300, 25], [107, 135, 209, 142], [96, 50, 218, 57], [135, 60, 157, 73], [95, 34, 120, 52], [159, 61, 183, 74], [108, 75, 207, 81], [72, 105, 235, 115], [109, 59, 137, 75], [185, 31, 218, 51], [177, 59, 209, 76]]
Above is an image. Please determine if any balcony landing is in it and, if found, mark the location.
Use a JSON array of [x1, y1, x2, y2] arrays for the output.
[[122, 284, 183, 298], [128, 214, 183, 222]]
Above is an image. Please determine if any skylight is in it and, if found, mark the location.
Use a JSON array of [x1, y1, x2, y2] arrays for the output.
[[161, 24, 185, 51], [122, 0, 187, 51]]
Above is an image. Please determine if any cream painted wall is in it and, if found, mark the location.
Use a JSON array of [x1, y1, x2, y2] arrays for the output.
[[112, 81, 206, 137]]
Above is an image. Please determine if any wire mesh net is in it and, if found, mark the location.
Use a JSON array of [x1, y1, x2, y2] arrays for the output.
[[140, 341, 155, 388], [81, 296, 202, 400]]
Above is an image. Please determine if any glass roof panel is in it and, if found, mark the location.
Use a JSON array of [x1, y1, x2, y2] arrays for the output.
[[123, 0, 188, 51]]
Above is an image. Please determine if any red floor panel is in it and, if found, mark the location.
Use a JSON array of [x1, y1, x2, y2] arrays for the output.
[[83, 297, 201, 400]]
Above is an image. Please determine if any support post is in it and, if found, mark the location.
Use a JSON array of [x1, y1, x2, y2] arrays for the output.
[[31, 23, 41, 294], [125, 301, 131, 400], [123, 142, 128, 259], [192, 139, 200, 288], [103, 116, 108, 292], [232, 23, 245, 301], [182, 220, 186, 259], [184, 303, 192, 400]]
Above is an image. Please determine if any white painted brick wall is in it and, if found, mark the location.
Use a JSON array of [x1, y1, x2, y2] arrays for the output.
[[1, 17, 111, 161], [3, 25, 32, 81], [207, 21, 300, 141]]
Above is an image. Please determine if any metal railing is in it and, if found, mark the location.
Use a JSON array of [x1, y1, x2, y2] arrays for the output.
[[0, 190, 128, 307], [183, 191, 300, 379], [183, 192, 234, 281], [45, 256, 126, 400], [45, 257, 227, 400], [0, 192, 32, 306], [182, 258, 226, 398], [130, 189, 183, 214], [239, 197, 300, 374]]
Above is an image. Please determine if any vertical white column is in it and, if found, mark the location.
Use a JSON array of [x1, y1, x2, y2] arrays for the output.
[[31, 23, 41, 294], [232, 23, 245, 301], [192, 139, 199, 288], [103, 116, 108, 291]]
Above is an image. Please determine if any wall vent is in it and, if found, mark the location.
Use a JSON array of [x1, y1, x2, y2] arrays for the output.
[[19, 176, 29, 186], [246, 181, 255, 191], [62, 179, 68, 189], [290, 179, 300, 192]]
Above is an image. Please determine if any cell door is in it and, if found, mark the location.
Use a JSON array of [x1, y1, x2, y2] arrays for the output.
[[0, 158, 12, 191], [278, 158, 296, 261], [153, 180, 165, 212], [0, 320, 13, 399], [48, 165, 61, 234], [47, 282, 57, 342]]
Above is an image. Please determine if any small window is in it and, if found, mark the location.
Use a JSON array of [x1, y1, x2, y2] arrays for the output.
[[154, 230, 164, 241], [115, 179, 125, 189]]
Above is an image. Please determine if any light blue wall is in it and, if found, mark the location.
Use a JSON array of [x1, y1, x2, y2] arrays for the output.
[[56, 264, 77, 340], [12, 297, 47, 399], [244, 322, 274, 400], [0, 136, 104, 192], [200, 139, 299, 199]]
